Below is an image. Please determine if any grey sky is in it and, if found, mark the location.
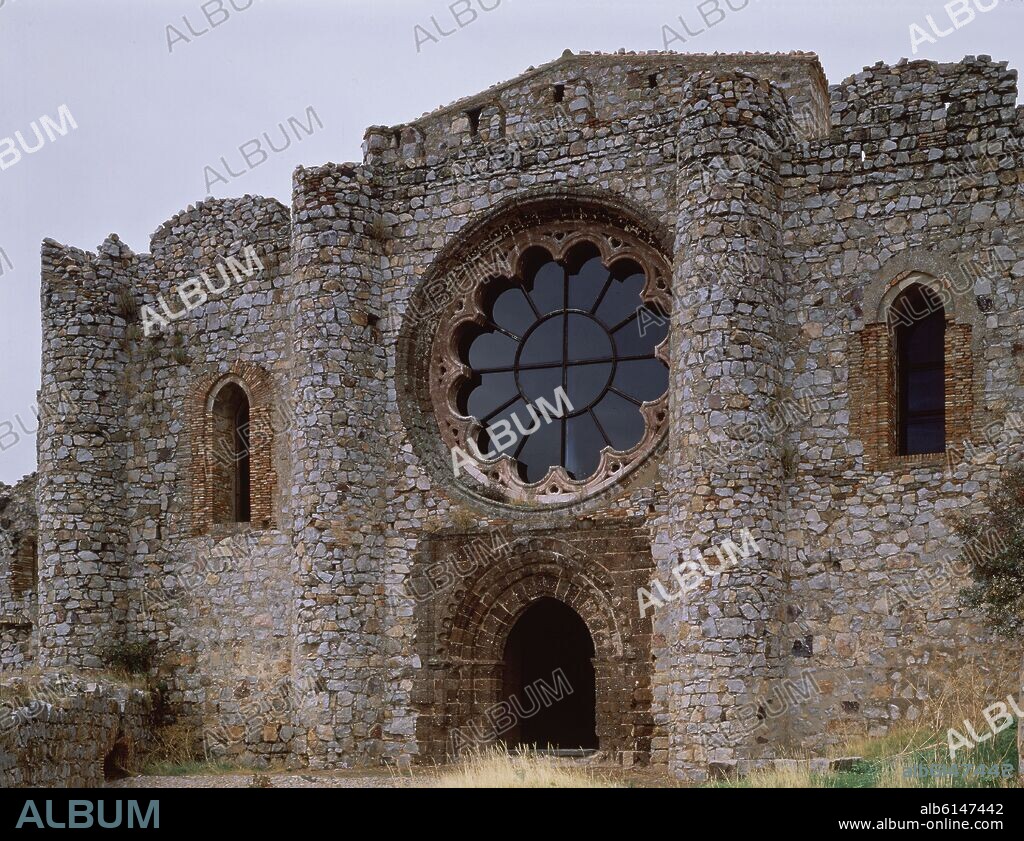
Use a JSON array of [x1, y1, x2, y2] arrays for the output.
[[1, 0, 1021, 483]]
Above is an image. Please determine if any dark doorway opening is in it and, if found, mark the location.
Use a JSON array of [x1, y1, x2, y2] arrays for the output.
[[103, 734, 130, 781], [501, 597, 597, 751]]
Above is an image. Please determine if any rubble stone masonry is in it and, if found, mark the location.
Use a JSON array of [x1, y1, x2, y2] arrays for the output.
[[2, 49, 1023, 780]]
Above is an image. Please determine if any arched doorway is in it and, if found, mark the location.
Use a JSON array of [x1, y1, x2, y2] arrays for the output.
[[412, 532, 656, 763], [500, 597, 598, 751]]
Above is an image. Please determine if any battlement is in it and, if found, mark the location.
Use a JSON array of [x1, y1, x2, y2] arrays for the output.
[[40, 238, 96, 281], [291, 162, 373, 216], [150, 195, 290, 281], [363, 49, 831, 169], [829, 54, 1021, 145]]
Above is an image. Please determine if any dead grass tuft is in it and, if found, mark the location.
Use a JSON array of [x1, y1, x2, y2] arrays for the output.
[[423, 748, 620, 788]]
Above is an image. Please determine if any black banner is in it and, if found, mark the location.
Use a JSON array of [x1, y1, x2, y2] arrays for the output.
[[0, 786, 1020, 834]]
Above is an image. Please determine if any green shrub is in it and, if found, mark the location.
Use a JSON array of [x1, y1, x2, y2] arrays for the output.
[[100, 639, 156, 674], [957, 464, 1024, 638]]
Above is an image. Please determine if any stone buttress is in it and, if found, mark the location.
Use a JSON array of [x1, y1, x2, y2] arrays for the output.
[[36, 237, 134, 668], [288, 163, 390, 765], [657, 71, 793, 778]]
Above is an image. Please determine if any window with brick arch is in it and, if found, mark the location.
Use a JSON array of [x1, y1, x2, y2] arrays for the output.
[[891, 284, 946, 455], [210, 382, 251, 523]]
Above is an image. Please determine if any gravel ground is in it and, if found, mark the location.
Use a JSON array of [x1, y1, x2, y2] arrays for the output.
[[107, 770, 418, 788], [106, 765, 682, 788]]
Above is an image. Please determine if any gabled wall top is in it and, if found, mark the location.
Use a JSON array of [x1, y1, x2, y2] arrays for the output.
[[363, 49, 832, 166]]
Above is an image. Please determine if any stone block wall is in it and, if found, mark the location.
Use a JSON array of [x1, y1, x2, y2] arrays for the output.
[[30, 196, 299, 763], [0, 475, 38, 670], [125, 197, 297, 764], [779, 55, 1024, 751], [0, 676, 151, 788], [2, 49, 1020, 780], [36, 238, 132, 669], [659, 69, 792, 776], [287, 163, 391, 767]]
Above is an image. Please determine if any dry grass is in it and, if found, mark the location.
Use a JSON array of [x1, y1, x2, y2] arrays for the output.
[[138, 721, 260, 777], [910, 657, 1016, 736], [141, 722, 203, 773], [712, 658, 1020, 789], [721, 761, 828, 789], [844, 657, 1018, 751], [0, 667, 146, 708], [423, 748, 620, 788]]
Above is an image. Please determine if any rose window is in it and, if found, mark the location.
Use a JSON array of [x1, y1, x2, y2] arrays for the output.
[[432, 224, 671, 504]]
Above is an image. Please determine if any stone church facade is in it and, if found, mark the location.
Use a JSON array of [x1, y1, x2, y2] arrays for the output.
[[2, 49, 1023, 780]]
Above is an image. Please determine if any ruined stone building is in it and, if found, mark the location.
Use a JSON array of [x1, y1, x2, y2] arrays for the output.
[[2, 49, 1023, 779]]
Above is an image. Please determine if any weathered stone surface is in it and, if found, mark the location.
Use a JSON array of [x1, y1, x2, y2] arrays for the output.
[[0, 675, 151, 788], [1, 49, 1022, 782]]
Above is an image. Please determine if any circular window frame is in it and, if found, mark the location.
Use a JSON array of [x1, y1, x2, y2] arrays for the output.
[[430, 221, 671, 506]]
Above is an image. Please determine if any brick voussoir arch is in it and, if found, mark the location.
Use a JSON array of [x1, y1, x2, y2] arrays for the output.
[[414, 529, 655, 761], [187, 363, 278, 535], [853, 263, 977, 468], [433, 540, 647, 758], [444, 542, 624, 663]]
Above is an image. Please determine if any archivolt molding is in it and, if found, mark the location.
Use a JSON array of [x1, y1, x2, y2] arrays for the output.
[[441, 539, 625, 663]]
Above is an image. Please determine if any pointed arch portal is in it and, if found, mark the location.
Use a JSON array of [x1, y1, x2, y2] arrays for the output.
[[412, 529, 655, 763], [501, 597, 598, 751]]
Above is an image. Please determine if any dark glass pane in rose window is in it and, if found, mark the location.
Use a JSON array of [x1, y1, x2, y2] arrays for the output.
[[613, 359, 669, 403], [491, 287, 536, 337], [518, 366, 563, 406], [567, 364, 613, 410], [516, 417, 562, 482], [567, 313, 612, 362], [529, 262, 565, 315], [595, 273, 646, 324], [593, 392, 645, 451], [568, 257, 610, 311], [461, 249, 668, 482], [566, 413, 605, 479], [468, 331, 516, 369], [612, 319, 658, 357], [483, 397, 528, 456], [519, 316, 564, 366], [466, 371, 517, 420]]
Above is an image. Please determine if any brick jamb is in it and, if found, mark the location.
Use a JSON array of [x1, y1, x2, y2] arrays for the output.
[[853, 272, 975, 470], [187, 364, 278, 535]]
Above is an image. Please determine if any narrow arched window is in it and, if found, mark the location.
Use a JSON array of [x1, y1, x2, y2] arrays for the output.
[[211, 382, 251, 523], [12, 537, 37, 595], [891, 284, 945, 455]]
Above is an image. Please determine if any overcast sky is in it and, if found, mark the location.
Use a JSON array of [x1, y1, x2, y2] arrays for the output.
[[0, 0, 1021, 484]]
